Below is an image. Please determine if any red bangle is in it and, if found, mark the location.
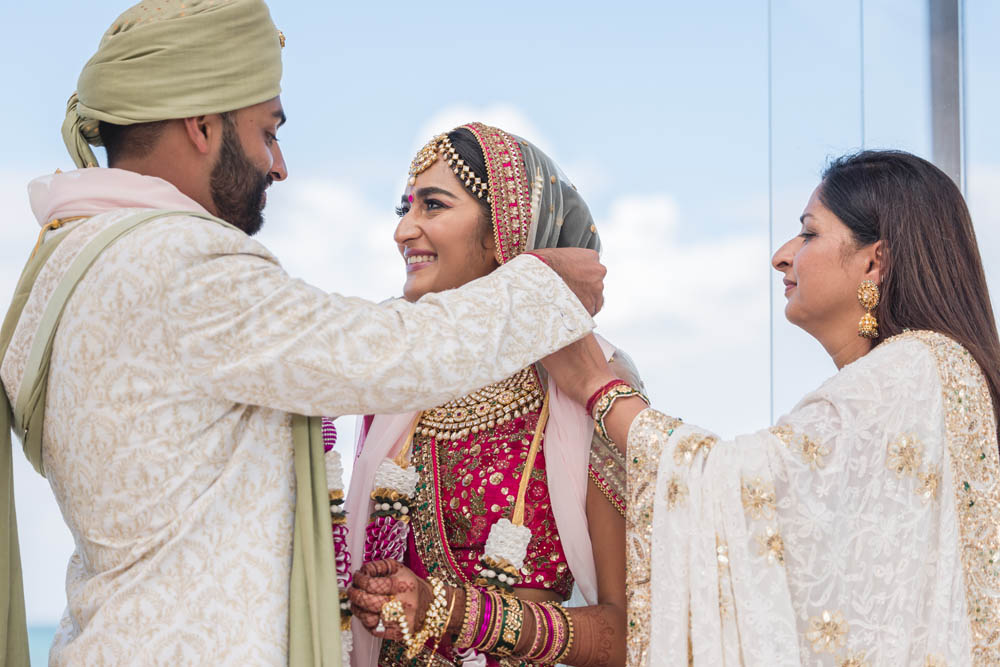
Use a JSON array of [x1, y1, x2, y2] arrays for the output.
[[524, 251, 550, 266], [585, 378, 626, 416]]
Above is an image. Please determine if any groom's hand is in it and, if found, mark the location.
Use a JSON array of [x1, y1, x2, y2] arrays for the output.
[[541, 333, 616, 406], [529, 248, 606, 315]]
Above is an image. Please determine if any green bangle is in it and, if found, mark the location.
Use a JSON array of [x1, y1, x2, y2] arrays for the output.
[[494, 594, 524, 656]]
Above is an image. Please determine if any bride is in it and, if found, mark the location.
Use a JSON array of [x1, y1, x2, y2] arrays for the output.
[[345, 123, 637, 666]]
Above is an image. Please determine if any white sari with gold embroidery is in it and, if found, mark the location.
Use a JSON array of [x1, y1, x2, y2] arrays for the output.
[[626, 331, 1000, 666]]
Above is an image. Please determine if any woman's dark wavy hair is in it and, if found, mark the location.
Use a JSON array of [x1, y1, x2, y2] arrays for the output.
[[820, 149, 1000, 447]]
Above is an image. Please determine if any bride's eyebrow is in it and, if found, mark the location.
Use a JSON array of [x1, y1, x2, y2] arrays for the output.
[[415, 186, 458, 200]]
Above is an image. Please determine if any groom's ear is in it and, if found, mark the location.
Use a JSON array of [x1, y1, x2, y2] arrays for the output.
[[182, 114, 223, 156]]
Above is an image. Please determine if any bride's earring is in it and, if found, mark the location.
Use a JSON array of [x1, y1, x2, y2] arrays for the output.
[[857, 280, 880, 339]]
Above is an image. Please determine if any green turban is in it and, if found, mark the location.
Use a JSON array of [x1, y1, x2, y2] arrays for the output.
[[62, 0, 284, 168]]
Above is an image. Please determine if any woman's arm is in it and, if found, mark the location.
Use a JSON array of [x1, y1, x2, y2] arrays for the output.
[[542, 334, 649, 454]]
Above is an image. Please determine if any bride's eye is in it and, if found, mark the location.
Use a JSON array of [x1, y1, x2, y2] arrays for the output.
[[395, 204, 409, 217], [425, 198, 446, 211]]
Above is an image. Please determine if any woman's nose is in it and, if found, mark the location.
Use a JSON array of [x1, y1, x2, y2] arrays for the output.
[[771, 237, 796, 272]]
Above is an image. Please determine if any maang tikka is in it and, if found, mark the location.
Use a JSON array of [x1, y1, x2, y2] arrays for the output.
[[857, 280, 880, 339]]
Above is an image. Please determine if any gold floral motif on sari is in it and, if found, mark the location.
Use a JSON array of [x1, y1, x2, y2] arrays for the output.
[[741, 476, 777, 520], [886, 434, 924, 478], [769, 424, 830, 469]]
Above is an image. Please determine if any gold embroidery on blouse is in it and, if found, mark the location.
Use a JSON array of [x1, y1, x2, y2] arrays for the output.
[[899, 330, 1000, 664], [916, 469, 941, 502], [673, 433, 717, 466], [923, 653, 946, 667], [626, 409, 682, 667], [769, 424, 829, 470], [741, 476, 776, 520], [755, 526, 784, 565], [886, 433, 924, 478], [805, 609, 849, 654]]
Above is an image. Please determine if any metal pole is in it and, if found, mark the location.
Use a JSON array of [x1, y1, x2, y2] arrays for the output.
[[930, 0, 963, 186]]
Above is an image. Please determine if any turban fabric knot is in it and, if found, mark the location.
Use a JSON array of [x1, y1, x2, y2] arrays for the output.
[[62, 0, 284, 168]]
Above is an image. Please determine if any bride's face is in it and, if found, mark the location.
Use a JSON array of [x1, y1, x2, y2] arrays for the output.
[[394, 158, 499, 302], [771, 186, 879, 342]]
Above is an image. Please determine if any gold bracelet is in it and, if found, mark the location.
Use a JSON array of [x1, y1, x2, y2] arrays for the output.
[[426, 585, 459, 664], [380, 598, 413, 650], [594, 383, 648, 442], [405, 577, 449, 659]]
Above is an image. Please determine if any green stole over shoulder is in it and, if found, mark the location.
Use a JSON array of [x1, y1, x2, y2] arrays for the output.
[[0, 210, 341, 665]]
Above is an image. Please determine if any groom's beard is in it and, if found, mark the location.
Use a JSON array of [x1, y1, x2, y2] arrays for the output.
[[210, 121, 271, 236]]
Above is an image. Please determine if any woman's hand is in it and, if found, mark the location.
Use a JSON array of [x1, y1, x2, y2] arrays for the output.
[[541, 334, 616, 406], [348, 559, 433, 642]]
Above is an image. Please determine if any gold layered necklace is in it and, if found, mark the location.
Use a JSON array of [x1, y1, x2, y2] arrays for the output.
[[416, 367, 544, 442]]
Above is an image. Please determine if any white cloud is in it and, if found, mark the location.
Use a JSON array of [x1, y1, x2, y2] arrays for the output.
[[411, 104, 552, 156]]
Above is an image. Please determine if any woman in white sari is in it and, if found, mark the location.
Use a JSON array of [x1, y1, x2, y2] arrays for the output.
[[543, 150, 1000, 665]]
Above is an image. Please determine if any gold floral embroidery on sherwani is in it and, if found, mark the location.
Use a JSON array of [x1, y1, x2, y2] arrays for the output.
[[626, 331, 1000, 666]]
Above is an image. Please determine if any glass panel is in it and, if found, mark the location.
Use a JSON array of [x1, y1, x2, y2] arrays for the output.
[[964, 0, 1000, 307]]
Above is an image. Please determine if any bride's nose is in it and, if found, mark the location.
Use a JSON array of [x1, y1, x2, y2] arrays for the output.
[[394, 209, 420, 245]]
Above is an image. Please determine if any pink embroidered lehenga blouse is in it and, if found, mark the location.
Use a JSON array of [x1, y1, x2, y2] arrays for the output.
[[372, 366, 627, 667]]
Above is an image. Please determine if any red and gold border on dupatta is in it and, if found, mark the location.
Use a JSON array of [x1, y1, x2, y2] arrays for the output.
[[462, 122, 533, 265], [410, 430, 472, 587]]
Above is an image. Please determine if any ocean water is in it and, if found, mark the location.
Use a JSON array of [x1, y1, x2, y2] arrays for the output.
[[28, 625, 55, 666]]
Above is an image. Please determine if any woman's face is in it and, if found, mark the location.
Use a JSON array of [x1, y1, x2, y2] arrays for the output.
[[394, 158, 498, 302], [771, 185, 880, 346]]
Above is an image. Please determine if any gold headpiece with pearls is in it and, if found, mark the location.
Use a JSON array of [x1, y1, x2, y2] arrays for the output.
[[408, 133, 488, 199]]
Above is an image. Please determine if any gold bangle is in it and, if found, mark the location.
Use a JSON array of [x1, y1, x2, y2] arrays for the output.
[[455, 585, 481, 649], [524, 600, 548, 660], [552, 603, 575, 663]]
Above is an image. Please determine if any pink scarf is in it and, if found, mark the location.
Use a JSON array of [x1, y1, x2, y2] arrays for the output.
[[345, 337, 614, 667]]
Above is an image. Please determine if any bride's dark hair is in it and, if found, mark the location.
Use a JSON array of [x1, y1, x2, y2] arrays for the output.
[[821, 149, 1000, 445], [447, 127, 493, 246]]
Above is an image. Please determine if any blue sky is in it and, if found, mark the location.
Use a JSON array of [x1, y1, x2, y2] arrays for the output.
[[3, 0, 999, 630]]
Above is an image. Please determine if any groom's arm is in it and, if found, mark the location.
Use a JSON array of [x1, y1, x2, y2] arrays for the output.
[[167, 220, 596, 416]]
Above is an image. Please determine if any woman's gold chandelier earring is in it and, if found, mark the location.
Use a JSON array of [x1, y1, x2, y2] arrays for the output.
[[857, 280, 880, 339]]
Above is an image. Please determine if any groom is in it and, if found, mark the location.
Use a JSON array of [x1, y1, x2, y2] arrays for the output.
[[0, 1, 604, 664]]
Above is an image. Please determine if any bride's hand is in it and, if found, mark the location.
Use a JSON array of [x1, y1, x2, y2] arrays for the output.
[[542, 334, 616, 406], [348, 559, 434, 642]]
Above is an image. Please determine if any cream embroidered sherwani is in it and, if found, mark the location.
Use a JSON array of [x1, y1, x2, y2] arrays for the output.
[[4, 168, 592, 665]]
